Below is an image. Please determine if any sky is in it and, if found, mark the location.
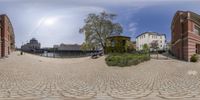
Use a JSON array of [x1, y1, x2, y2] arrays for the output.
[[0, 0, 200, 47]]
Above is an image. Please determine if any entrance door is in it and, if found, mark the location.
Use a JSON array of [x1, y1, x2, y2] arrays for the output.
[[196, 44, 200, 54], [1, 42, 4, 57], [0, 43, 2, 57]]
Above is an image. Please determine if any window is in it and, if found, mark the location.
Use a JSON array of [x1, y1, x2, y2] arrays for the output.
[[194, 25, 200, 35], [111, 40, 115, 47], [122, 40, 126, 46]]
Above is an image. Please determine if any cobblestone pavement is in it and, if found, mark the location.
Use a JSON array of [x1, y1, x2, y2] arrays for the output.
[[0, 52, 200, 100]]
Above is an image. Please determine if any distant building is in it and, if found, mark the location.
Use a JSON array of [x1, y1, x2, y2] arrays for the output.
[[136, 32, 166, 51], [0, 14, 15, 58], [106, 35, 131, 53], [54, 43, 81, 51], [171, 11, 200, 61], [132, 41, 136, 49], [166, 41, 171, 51], [21, 38, 41, 52]]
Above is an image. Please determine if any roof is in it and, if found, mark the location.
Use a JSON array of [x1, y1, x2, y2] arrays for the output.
[[0, 14, 15, 36], [171, 11, 200, 29], [107, 35, 131, 39], [136, 32, 166, 38], [187, 11, 200, 26]]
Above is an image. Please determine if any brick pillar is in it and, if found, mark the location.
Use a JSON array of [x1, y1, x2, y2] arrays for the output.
[[2, 15, 10, 57], [0, 33, 1, 57], [0, 16, 2, 57]]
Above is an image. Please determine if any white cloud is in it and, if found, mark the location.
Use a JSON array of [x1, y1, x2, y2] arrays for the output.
[[128, 23, 137, 36], [1, 0, 199, 47], [27, 6, 106, 47]]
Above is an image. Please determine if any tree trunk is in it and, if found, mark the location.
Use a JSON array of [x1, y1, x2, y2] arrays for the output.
[[157, 49, 158, 59], [103, 46, 106, 54]]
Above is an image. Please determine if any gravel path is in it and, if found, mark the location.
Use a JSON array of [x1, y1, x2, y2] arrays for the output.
[[0, 52, 200, 100]]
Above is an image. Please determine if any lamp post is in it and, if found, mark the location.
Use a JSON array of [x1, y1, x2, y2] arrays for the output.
[[21, 42, 23, 55]]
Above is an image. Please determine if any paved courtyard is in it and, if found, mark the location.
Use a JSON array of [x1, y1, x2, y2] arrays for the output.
[[0, 52, 200, 100]]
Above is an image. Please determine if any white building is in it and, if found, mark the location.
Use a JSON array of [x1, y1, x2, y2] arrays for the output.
[[136, 32, 166, 51]]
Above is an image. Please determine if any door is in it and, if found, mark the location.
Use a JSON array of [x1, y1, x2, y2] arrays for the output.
[[196, 44, 200, 54]]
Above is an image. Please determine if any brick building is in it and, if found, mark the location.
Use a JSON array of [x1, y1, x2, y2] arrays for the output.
[[0, 14, 15, 58], [171, 11, 200, 61]]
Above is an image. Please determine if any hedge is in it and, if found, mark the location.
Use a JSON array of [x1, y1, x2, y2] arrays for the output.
[[105, 53, 150, 67]]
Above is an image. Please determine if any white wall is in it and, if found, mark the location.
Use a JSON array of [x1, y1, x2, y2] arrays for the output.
[[136, 32, 166, 51]]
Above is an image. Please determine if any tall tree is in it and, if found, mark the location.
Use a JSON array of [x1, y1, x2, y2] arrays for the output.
[[79, 11, 123, 52], [150, 40, 159, 51], [142, 44, 149, 54], [80, 42, 96, 51]]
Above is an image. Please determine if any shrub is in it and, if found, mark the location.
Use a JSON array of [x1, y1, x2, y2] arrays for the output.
[[190, 54, 199, 62], [105, 53, 150, 67]]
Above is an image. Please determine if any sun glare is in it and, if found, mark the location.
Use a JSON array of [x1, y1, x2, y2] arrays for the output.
[[44, 17, 57, 26]]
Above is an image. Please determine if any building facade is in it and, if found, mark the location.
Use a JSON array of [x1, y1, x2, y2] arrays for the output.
[[21, 38, 41, 52], [136, 32, 166, 51], [53, 44, 81, 51], [171, 11, 200, 61], [0, 14, 15, 58], [106, 35, 131, 53]]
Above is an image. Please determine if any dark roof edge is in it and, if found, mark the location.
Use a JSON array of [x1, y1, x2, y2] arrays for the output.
[[136, 32, 166, 38], [107, 35, 131, 39]]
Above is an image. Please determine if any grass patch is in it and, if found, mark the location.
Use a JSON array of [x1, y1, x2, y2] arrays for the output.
[[105, 53, 150, 67]]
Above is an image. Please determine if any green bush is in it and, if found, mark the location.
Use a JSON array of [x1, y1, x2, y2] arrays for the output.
[[105, 53, 150, 67], [190, 54, 199, 62]]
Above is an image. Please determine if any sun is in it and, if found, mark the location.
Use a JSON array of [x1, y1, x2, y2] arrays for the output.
[[44, 17, 57, 26]]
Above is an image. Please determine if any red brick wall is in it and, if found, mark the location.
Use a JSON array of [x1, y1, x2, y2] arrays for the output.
[[0, 27, 1, 57], [0, 16, 2, 57], [1, 15, 12, 57], [187, 20, 200, 60], [171, 12, 185, 60], [172, 15, 182, 44], [172, 11, 200, 61]]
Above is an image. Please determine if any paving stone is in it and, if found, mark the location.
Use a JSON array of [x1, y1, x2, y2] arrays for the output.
[[0, 52, 200, 100]]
